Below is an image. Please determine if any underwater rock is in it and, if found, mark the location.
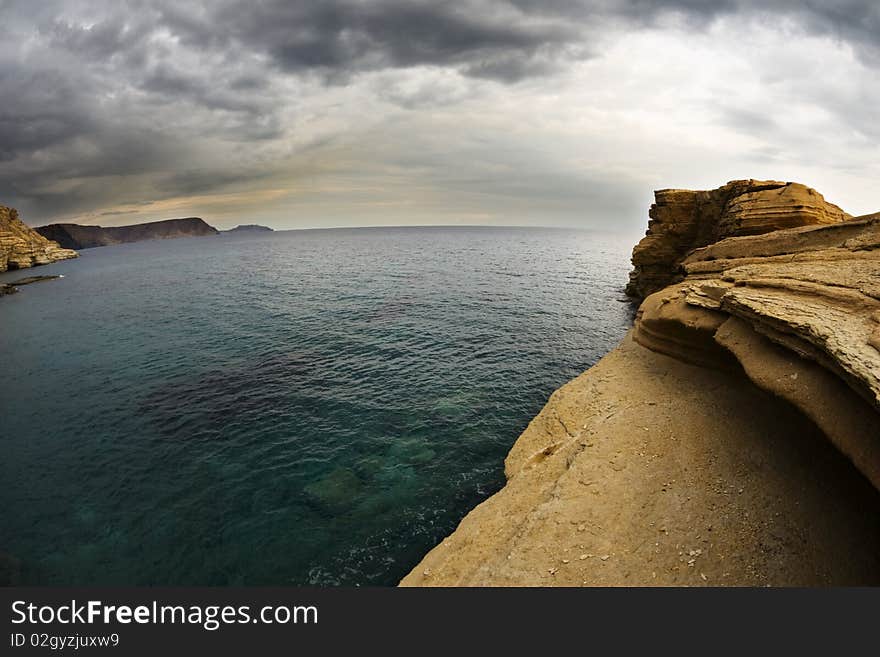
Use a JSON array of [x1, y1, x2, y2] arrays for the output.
[[0, 552, 22, 586], [303, 467, 363, 515]]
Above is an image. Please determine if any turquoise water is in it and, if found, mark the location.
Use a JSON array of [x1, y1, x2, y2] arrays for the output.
[[0, 227, 634, 585]]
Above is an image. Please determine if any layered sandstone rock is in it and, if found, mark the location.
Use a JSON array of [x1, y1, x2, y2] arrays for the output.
[[0, 205, 77, 273], [633, 213, 880, 490], [403, 181, 880, 587], [626, 180, 850, 299], [36, 217, 219, 250]]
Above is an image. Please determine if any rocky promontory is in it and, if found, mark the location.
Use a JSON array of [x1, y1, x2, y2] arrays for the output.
[[402, 180, 880, 587], [0, 205, 77, 273], [35, 217, 218, 250], [625, 180, 850, 298], [224, 224, 274, 233]]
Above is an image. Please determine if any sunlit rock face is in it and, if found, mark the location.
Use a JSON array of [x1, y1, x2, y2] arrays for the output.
[[0, 205, 77, 272], [626, 180, 851, 299]]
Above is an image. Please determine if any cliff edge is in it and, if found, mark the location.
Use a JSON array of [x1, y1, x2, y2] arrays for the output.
[[402, 180, 880, 586], [625, 180, 850, 298], [0, 205, 77, 273]]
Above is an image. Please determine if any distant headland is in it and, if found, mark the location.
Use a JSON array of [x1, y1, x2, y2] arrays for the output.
[[1, 206, 279, 280], [35, 217, 219, 250], [223, 224, 274, 233]]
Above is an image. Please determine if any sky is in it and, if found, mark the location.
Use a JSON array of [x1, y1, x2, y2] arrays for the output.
[[1, 0, 878, 232]]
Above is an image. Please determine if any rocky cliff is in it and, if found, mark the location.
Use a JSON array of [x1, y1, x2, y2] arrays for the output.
[[402, 180, 880, 587], [626, 180, 850, 298], [35, 217, 218, 250], [0, 205, 77, 273]]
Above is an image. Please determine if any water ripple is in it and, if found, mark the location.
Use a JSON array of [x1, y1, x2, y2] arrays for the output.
[[1, 227, 635, 585]]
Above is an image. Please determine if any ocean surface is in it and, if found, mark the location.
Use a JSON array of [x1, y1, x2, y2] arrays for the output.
[[1, 227, 635, 585]]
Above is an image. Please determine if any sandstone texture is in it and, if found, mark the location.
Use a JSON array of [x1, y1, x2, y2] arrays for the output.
[[626, 180, 850, 298], [634, 213, 880, 490], [403, 180, 880, 586], [0, 205, 77, 272], [36, 217, 218, 250]]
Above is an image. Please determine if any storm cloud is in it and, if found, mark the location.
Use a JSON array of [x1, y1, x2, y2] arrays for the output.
[[0, 1, 878, 228]]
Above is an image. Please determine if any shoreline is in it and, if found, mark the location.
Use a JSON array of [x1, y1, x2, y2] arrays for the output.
[[401, 332, 880, 586]]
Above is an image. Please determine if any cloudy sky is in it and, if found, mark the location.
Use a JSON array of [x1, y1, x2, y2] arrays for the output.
[[1, 1, 878, 232]]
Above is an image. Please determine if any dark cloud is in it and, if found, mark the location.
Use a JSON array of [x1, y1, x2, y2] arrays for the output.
[[155, 167, 276, 198], [0, 68, 96, 161], [47, 13, 155, 60], [786, 1, 880, 63], [155, 1, 580, 80], [0, 0, 878, 223]]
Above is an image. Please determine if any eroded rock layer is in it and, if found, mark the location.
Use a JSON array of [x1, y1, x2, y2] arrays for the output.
[[626, 180, 850, 298], [0, 205, 77, 272], [633, 213, 880, 490]]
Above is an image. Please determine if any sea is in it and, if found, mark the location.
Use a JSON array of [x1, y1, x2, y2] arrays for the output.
[[0, 226, 635, 585]]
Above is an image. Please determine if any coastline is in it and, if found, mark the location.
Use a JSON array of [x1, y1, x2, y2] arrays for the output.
[[402, 180, 880, 586], [0, 205, 77, 273]]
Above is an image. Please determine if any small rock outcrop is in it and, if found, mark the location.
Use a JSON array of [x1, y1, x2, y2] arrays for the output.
[[0, 205, 77, 272], [626, 180, 850, 299], [1, 274, 63, 296], [35, 217, 219, 250]]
